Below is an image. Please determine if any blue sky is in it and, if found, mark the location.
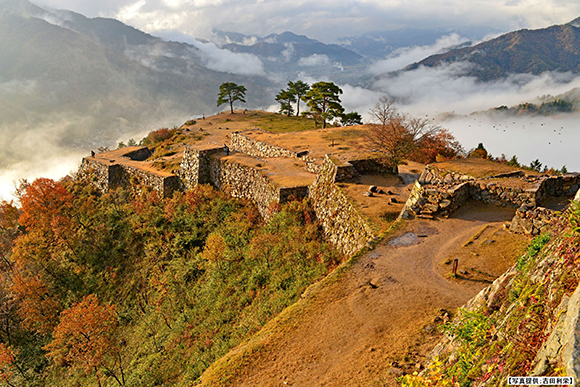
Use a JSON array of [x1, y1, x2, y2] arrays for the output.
[[35, 0, 580, 42]]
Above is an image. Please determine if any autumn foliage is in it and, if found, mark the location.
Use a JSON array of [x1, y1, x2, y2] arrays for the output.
[[0, 343, 16, 384], [365, 96, 463, 167], [0, 178, 339, 386], [45, 295, 123, 385]]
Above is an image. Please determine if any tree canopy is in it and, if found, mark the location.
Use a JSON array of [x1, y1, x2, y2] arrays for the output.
[[301, 81, 344, 129], [0, 177, 341, 386], [287, 80, 309, 117], [275, 89, 296, 116], [340, 112, 363, 126], [365, 96, 460, 172], [217, 82, 247, 114]]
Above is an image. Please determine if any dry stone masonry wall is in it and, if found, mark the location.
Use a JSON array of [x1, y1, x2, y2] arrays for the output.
[[79, 134, 391, 257], [308, 156, 375, 256], [231, 131, 297, 159], [231, 131, 322, 174], [510, 206, 558, 235], [207, 157, 283, 218], [178, 147, 222, 189], [405, 165, 580, 235], [77, 158, 117, 192], [399, 181, 471, 219], [78, 157, 179, 198], [179, 147, 311, 219]]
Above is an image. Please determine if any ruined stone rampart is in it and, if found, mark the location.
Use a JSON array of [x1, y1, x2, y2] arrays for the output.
[[230, 131, 322, 174], [178, 147, 222, 189], [308, 155, 375, 256], [399, 181, 471, 219], [118, 164, 181, 197], [510, 206, 557, 235], [179, 147, 311, 218], [77, 158, 122, 192], [418, 165, 476, 184], [404, 165, 580, 235], [536, 174, 580, 204], [78, 158, 179, 197], [207, 157, 282, 218], [400, 179, 539, 219], [121, 147, 152, 161], [231, 131, 297, 158]]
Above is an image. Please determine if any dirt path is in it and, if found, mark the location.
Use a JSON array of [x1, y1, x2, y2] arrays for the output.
[[216, 202, 526, 387]]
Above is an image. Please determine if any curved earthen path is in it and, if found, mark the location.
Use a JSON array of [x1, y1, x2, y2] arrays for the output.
[[204, 201, 525, 386]]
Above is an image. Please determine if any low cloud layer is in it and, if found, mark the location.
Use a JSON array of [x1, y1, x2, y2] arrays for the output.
[[372, 64, 580, 116], [368, 34, 470, 75], [298, 54, 331, 67], [188, 40, 265, 76]]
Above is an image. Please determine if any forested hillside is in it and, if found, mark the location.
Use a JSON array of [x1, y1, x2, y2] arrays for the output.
[[0, 178, 341, 386], [403, 20, 580, 81]]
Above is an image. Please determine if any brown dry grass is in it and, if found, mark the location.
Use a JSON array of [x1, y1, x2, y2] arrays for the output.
[[199, 201, 530, 387], [433, 157, 541, 178]]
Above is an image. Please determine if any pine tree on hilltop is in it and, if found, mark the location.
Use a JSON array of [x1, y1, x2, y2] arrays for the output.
[[217, 82, 247, 113]]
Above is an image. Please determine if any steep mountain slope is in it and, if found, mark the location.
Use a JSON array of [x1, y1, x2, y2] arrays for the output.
[[0, 0, 271, 167], [402, 19, 580, 81]]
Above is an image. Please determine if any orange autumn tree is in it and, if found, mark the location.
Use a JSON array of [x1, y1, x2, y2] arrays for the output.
[[8, 179, 75, 335], [44, 295, 125, 387], [9, 274, 60, 335], [18, 178, 73, 232], [0, 343, 16, 387]]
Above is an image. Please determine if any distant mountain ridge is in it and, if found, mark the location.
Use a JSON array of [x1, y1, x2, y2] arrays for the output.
[[402, 18, 580, 81], [216, 30, 364, 70], [0, 0, 272, 167], [337, 26, 500, 59]]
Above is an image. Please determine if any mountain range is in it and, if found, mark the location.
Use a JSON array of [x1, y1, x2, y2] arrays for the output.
[[0, 0, 271, 166], [2, 0, 580, 171], [401, 18, 580, 81]]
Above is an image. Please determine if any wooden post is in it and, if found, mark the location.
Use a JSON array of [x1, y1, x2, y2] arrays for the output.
[[452, 259, 459, 277]]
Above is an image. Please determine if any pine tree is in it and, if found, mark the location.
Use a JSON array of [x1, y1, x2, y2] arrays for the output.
[[217, 82, 247, 114]]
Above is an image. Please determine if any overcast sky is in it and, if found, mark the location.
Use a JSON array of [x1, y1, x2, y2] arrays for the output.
[[34, 0, 580, 42]]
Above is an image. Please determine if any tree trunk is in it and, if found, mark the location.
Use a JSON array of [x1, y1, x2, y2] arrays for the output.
[[296, 100, 300, 117], [230, 101, 234, 114]]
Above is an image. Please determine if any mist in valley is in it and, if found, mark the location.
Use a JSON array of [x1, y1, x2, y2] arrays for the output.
[[2, 0, 580, 201]]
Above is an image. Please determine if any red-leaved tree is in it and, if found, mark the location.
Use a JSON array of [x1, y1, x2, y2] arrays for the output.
[[44, 295, 124, 387]]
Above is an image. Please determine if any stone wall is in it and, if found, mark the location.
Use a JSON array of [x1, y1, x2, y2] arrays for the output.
[[399, 181, 471, 219], [349, 157, 395, 175], [117, 164, 181, 197], [207, 157, 284, 218], [78, 158, 179, 197], [77, 158, 120, 193], [231, 131, 322, 174], [510, 205, 557, 235], [179, 147, 222, 189], [179, 147, 310, 218], [468, 181, 536, 208], [231, 132, 297, 158], [121, 147, 152, 161], [419, 165, 475, 184], [308, 155, 375, 256], [536, 174, 580, 204]]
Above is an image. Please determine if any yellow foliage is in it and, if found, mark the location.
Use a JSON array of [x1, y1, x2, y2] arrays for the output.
[[202, 233, 227, 262]]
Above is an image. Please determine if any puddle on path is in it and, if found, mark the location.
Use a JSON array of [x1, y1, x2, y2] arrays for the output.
[[388, 232, 419, 246]]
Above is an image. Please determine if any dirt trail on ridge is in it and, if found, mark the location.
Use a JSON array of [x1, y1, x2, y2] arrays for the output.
[[218, 201, 523, 387]]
